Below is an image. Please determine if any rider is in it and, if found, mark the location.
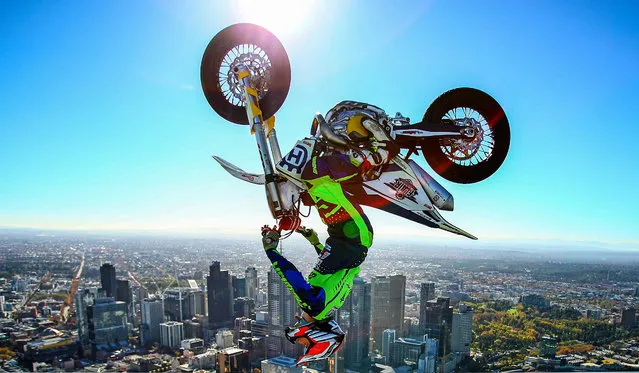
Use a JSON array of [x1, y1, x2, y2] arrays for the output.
[[261, 102, 399, 363]]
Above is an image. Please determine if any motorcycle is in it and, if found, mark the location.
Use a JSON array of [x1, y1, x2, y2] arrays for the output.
[[200, 23, 510, 240]]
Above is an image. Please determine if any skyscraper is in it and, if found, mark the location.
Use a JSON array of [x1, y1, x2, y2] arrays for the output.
[[338, 277, 371, 371], [421, 283, 436, 303], [141, 297, 163, 346], [116, 279, 132, 318], [245, 267, 258, 300], [160, 321, 184, 348], [207, 261, 233, 329], [100, 263, 117, 298], [267, 266, 302, 358], [382, 329, 396, 360], [234, 297, 255, 318], [420, 297, 453, 358], [75, 287, 99, 343], [87, 298, 128, 358], [451, 304, 473, 356], [164, 289, 187, 322], [370, 275, 406, 351], [621, 308, 636, 330], [187, 290, 206, 318], [232, 276, 247, 298]]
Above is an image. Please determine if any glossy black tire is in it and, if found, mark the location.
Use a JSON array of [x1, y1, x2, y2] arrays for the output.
[[422, 87, 510, 184], [201, 23, 291, 125]]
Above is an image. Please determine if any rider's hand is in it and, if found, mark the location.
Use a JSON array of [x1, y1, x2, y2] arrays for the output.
[[296, 226, 320, 247], [349, 147, 391, 180], [261, 225, 280, 251]]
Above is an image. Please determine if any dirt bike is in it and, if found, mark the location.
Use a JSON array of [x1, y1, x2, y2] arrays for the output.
[[200, 23, 510, 240]]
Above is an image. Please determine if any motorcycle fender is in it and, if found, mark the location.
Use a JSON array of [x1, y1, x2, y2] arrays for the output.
[[212, 155, 265, 185]]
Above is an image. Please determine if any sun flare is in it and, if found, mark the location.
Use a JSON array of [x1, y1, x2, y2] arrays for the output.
[[231, 0, 318, 38]]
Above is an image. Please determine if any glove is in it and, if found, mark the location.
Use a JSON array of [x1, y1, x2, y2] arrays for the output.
[[296, 226, 320, 247], [261, 225, 280, 251], [348, 147, 391, 181]]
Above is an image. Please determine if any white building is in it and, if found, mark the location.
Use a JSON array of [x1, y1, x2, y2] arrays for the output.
[[189, 349, 218, 370], [245, 267, 258, 300], [181, 338, 205, 351], [451, 304, 473, 356], [216, 329, 234, 349], [160, 321, 184, 348]]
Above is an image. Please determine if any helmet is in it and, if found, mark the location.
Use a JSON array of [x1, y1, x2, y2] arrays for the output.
[[345, 115, 371, 142], [285, 319, 345, 365]]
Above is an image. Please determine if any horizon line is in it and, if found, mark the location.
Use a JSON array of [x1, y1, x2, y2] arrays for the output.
[[1, 224, 637, 250]]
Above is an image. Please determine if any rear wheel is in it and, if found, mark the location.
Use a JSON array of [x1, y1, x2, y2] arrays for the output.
[[201, 23, 291, 125], [422, 88, 510, 183]]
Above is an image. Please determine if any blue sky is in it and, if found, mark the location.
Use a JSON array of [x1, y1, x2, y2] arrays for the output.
[[1, 0, 638, 247]]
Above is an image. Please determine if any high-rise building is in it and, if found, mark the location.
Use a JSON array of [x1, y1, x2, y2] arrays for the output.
[[252, 319, 269, 338], [160, 321, 184, 348], [232, 276, 247, 298], [234, 297, 255, 318], [420, 283, 436, 305], [451, 304, 472, 356], [338, 277, 371, 372], [420, 297, 453, 358], [235, 317, 253, 334], [100, 263, 117, 298], [87, 298, 128, 358], [391, 337, 438, 370], [267, 266, 302, 358], [133, 286, 148, 308], [382, 329, 396, 361], [141, 297, 163, 346], [75, 287, 99, 343], [116, 279, 132, 317], [187, 290, 206, 319], [239, 336, 266, 363], [184, 318, 204, 340], [164, 289, 186, 321], [635, 285, 639, 297], [371, 275, 406, 351], [621, 308, 636, 330], [245, 267, 258, 300], [207, 261, 233, 329]]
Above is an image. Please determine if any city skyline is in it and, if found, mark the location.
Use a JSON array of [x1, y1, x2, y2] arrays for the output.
[[1, 1, 638, 246]]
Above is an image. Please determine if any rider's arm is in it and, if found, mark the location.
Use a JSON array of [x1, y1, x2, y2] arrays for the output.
[[297, 227, 324, 255]]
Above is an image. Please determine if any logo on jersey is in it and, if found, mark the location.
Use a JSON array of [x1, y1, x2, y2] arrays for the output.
[[385, 178, 417, 201], [278, 144, 309, 174], [319, 244, 332, 260]]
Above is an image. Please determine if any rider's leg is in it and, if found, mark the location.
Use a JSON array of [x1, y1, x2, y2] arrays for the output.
[[306, 236, 367, 320], [264, 246, 327, 318]]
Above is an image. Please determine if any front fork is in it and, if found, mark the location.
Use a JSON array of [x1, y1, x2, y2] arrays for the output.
[[234, 65, 285, 219]]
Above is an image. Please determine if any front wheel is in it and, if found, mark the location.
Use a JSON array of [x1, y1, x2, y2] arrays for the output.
[[421, 88, 510, 184], [200, 23, 291, 125]]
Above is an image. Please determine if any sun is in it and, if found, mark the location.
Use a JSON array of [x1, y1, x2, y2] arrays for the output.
[[230, 0, 318, 39]]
